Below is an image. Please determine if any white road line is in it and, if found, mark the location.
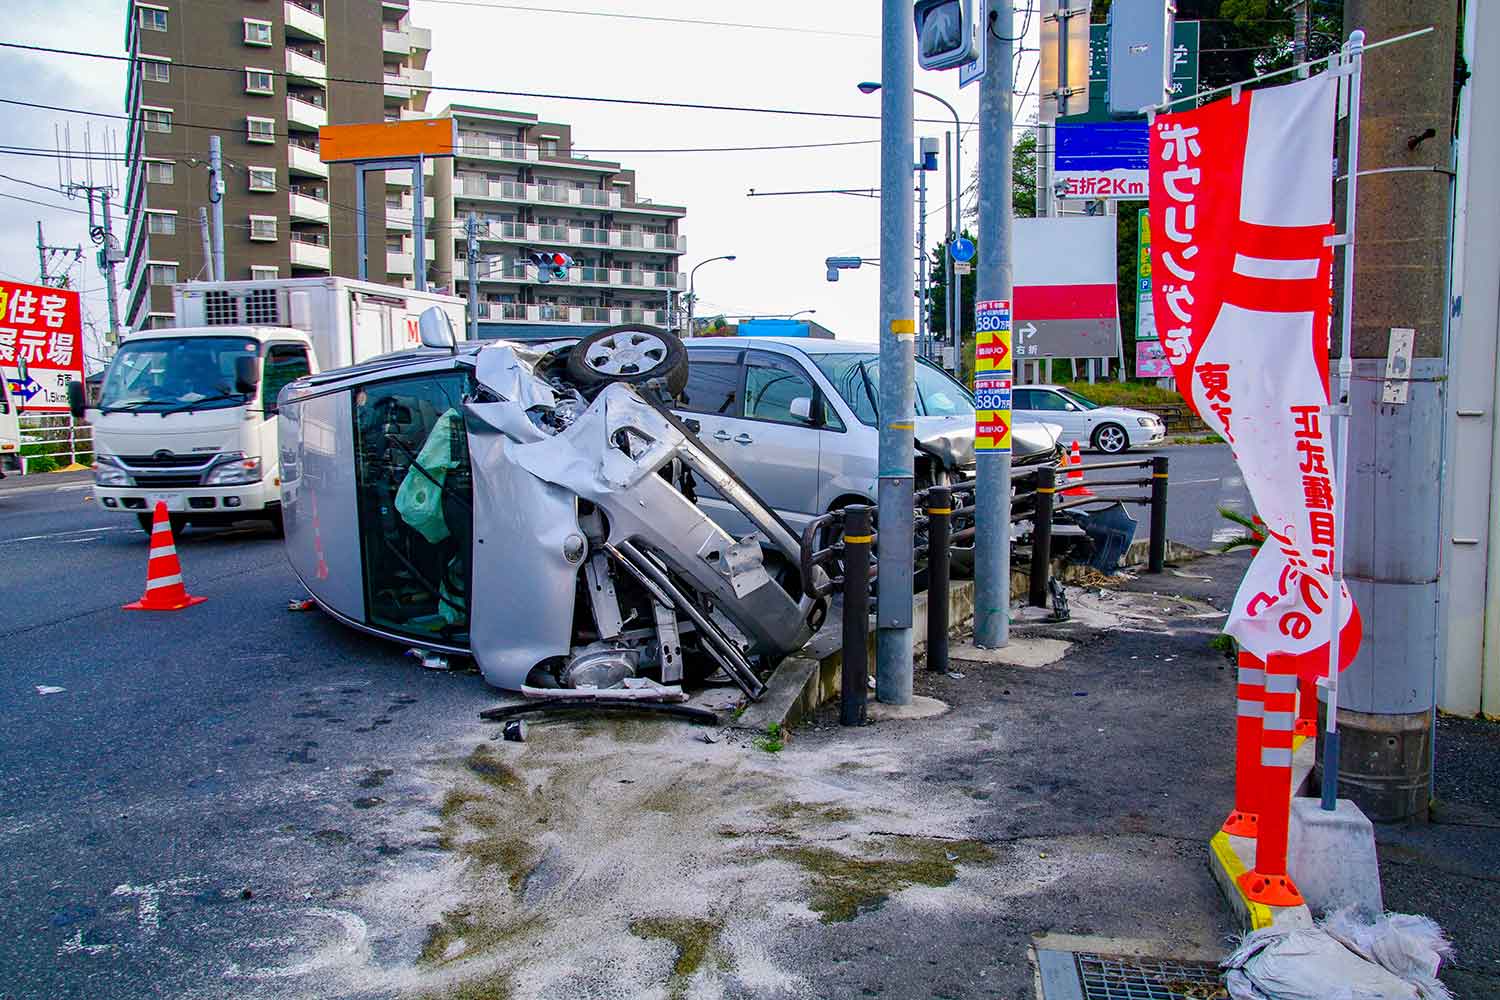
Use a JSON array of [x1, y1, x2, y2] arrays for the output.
[[0, 526, 131, 545], [1169, 477, 1224, 486], [55, 483, 93, 492]]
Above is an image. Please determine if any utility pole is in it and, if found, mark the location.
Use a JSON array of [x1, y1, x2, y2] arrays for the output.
[[66, 182, 123, 347], [35, 222, 82, 289], [945, 130, 957, 371], [875, 0, 916, 705], [36, 222, 47, 285], [198, 209, 213, 281], [465, 212, 480, 340], [1334, 2, 1460, 821], [208, 135, 226, 282], [1292, 0, 1310, 66], [974, 0, 1015, 649]]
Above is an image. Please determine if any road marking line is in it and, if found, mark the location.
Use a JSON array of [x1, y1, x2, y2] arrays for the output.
[[0, 526, 130, 545], [1170, 477, 1222, 486], [56, 483, 93, 492]]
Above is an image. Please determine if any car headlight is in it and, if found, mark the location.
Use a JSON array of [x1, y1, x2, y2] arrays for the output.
[[95, 455, 130, 487], [204, 454, 263, 486], [1137, 417, 1158, 427]]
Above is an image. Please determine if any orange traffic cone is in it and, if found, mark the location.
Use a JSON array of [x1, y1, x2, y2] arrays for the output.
[[311, 493, 330, 582], [123, 502, 207, 611], [1062, 441, 1094, 497]]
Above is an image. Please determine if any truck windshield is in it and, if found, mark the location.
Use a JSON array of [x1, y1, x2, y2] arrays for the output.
[[810, 353, 975, 426], [98, 337, 258, 413]]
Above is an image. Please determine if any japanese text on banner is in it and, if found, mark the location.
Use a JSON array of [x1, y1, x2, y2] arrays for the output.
[[0, 280, 84, 414], [974, 299, 1013, 453]]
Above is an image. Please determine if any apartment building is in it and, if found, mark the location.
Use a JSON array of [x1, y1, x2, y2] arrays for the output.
[[121, 0, 432, 331], [430, 105, 688, 338]]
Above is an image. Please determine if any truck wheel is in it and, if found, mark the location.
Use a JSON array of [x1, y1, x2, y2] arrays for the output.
[[136, 513, 153, 533], [565, 325, 689, 398], [267, 507, 285, 538]]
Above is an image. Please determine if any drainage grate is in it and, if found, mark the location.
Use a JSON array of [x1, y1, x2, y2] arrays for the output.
[[1036, 949, 1226, 1000]]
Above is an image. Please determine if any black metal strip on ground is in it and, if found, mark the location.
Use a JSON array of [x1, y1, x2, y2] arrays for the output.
[[479, 699, 720, 726]]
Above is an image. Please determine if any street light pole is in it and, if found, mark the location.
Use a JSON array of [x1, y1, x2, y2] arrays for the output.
[[686, 254, 736, 335]]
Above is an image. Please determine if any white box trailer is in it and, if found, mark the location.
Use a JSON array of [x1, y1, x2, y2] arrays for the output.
[[83, 277, 468, 535]]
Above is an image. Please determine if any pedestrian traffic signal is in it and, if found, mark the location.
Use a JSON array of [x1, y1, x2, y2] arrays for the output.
[[526, 250, 573, 283], [914, 0, 976, 71]]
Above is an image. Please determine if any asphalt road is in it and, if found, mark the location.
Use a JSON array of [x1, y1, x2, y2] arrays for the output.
[[0, 447, 1247, 998], [1082, 442, 1250, 552]]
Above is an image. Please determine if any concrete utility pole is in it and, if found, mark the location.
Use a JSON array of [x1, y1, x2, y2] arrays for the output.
[[875, 0, 916, 704], [208, 135, 226, 282], [466, 212, 480, 340], [35, 222, 82, 288], [1333, 1, 1460, 822], [973, 0, 1016, 649], [198, 209, 213, 280]]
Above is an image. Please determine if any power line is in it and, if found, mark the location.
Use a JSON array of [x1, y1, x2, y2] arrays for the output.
[[2, 41, 963, 126], [411, 1, 877, 39]]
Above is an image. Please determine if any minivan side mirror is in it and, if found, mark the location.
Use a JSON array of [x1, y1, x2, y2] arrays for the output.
[[788, 396, 813, 423], [234, 355, 260, 396], [67, 380, 86, 420], [418, 307, 457, 352]]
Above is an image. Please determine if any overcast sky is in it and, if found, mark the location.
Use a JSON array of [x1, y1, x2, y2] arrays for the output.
[[0, 1, 1041, 370]]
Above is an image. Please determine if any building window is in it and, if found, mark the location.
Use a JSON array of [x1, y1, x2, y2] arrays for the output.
[[249, 216, 278, 242], [146, 212, 175, 235], [247, 167, 277, 192], [142, 109, 172, 133], [146, 161, 175, 184], [244, 19, 273, 45], [148, 264, 178, 285], [246, 117, 276, 143], [139, 8, 167, 31], [140, 59, 170, 83], [250, 266, 278, 281], [245, 69, 275, 95]]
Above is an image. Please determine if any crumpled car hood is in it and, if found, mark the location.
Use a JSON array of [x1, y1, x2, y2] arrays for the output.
[[914, 415, 1061, 467]]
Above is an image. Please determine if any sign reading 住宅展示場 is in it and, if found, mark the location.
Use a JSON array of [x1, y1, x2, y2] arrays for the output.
[[0, 280, 84, 413]]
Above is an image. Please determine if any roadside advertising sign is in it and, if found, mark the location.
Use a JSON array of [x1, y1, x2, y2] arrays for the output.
[[1053, 22, 1199, 200], [0, 280, 84, 413], [1149, 73, 1359, 676], [1012, 216, 1119, 360], [1134, 207, 1173, 376], [1135, 340, 1172, 378], [973, 299, 1012, 453]]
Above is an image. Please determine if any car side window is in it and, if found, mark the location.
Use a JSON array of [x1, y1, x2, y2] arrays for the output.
[[1028, 390, 1072, 411], [743, 353, 818, 427], [680, 354, 742, 416], [262, 344, 311, 415], [1013, 388, 1035, 410]]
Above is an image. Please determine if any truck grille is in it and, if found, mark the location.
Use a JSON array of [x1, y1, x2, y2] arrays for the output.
[[117, 453, 215, 468], [130, 473, 204, 488]]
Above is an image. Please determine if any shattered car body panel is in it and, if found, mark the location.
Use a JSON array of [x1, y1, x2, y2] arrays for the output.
[[278, 341, 821, 697]]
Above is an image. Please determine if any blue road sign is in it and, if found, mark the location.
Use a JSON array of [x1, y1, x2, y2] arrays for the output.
[[949, 236, 976, 263], [8, 377, 40, 403]]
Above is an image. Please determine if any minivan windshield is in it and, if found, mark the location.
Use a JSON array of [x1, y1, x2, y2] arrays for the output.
[[98, 336, 258, 413], [810, 353, 974, 426]]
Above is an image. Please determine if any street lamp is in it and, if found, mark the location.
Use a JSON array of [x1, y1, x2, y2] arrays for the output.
[[788, 309, 817, 320], [858, 81, 964, 370], [686, 254, 736, 336]]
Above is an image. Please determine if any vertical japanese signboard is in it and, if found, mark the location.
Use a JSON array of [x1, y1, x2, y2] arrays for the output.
[[0, 281, 84, 413], [1134, 208, 1172, 377], [973, 299, 1012, 452]]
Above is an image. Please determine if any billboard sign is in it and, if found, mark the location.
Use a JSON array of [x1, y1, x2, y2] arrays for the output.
[[1011, 216, 1119, 359], [1136, 207, 1155, 341], [319, 119, 456, 162], [0, 280, 85, 413], [973, 299, 1012, 453]]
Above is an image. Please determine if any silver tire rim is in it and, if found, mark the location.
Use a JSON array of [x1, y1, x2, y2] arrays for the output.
[[585, 331, 669, 377], [1098, 426, 1126, 452]]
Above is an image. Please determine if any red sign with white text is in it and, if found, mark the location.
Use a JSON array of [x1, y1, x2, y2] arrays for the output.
[[1150, 74, 1359, 679], [0, 280, 84, 413]]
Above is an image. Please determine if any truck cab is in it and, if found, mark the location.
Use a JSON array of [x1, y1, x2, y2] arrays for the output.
[[0, 371, 19, 475], [87, 327, 311, 534]]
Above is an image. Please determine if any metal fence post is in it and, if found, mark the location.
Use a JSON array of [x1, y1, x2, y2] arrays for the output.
[[1030, 467, 1056, 606], [841, 505, 873, 726], [1149, 455, 1169, 573], [926, 487, 952, 672]]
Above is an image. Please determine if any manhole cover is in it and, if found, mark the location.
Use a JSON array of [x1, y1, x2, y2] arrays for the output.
[[1037, 949, 1227, 1000]]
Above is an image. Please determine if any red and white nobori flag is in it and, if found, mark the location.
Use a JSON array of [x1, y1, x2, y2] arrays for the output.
[[1149, 73, 1360, 679]]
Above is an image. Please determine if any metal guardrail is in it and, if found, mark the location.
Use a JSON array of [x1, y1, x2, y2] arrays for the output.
[[16, 414, 92, 474], [798, 455, 1170, 725]]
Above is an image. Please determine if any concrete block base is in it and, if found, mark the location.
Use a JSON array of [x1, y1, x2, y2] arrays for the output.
[[1287, 797, 1384, 918]]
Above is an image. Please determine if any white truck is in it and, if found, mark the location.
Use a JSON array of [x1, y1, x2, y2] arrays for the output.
[[0, 365, 20, 476], [74, 277, 467, 535]]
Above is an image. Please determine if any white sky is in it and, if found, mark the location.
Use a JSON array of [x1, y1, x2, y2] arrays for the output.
[[0, 1, 1041, 369]]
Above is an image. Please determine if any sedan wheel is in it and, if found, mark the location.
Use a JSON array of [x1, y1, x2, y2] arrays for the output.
[[1093, 423, 1128, 455]]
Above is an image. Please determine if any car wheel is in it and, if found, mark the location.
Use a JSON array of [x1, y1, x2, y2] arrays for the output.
[[565, 324, 689, 397], [1092, 423, 1128, 455]]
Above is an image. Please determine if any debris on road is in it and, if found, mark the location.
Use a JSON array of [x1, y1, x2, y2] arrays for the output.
[[406, 648, 450, 671], [501, 720, 527, 743], [35, 685, 64, 695]]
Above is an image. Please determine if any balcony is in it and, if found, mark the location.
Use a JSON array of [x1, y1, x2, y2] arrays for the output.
[[383, 74, 411, 102], [290, 235, 331, 271], [473, 261, 685, 292], [475, 302, 670, 327], [285, 48, 327, 87], [288, 143, 327, 179], [383, 28, 409, 56], [289, 190, 330, 223], [477, 219, 685, 256], [455, 176, 623, 211], [385, 193, 435, 230], [285, 0, 326, 41], [386, 251, 413, 275], [286, 96, 327, 131]]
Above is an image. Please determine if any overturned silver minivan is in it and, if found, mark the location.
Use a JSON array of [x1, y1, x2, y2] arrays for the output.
[[276, 320, 825, 698]]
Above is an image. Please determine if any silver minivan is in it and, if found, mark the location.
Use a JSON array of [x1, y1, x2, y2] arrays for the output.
[[677, 338, 1061, 537]]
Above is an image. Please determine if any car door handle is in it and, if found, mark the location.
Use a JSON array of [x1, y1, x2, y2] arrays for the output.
[[733, 433, 753, 445], [712, 430, 732, 442]]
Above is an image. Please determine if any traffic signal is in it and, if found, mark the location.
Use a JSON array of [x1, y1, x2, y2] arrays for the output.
[[913, 0, 976, 71], [526, 250, 573, 283]]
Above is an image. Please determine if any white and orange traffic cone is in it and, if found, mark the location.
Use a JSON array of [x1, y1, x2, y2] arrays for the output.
[[311, 493, 330, 582], [123, 502, 207, 611], [1062, 440, 1094, 498]]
